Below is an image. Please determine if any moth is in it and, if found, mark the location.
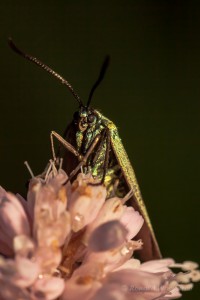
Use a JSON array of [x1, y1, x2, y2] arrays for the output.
[[9, 39, 162, 261]]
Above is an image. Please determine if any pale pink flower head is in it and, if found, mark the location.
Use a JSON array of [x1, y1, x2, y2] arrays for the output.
[[0, 187, 30, 256], [0, 162, 199, 300]]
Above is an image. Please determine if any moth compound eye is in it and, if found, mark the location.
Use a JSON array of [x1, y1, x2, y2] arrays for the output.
[[80, 109, 87, 118], [88, 114, 96, 123], [79, 120, 88, 131]]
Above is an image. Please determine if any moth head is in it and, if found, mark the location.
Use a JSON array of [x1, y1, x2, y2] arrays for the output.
[[73, 107, 98, 132], [72, 55, 109, 133]]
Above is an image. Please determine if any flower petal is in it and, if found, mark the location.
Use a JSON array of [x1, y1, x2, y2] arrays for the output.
[[140, 258, 175, 273], [61, 261, 102, 300], [88, 220, 127, 252], [83, 197, 124, 245], [115, 258, 141, 271], [0, 192, 30, 254], [13, 235, 35, 258], [35, 246, 62, 274], [0, 256, 39, 288], [90, 284, 126, 300], [32, 277, 65, 300], [69, 176, 106, 232], [120, 206, 144, 239], [0, 278, 32, 300], [105, 269, 175, 299]]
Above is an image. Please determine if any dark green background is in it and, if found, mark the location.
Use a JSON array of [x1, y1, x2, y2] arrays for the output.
[[0, 1, 199, 299]]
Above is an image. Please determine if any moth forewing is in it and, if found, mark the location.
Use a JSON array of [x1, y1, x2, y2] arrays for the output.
[[109, 122, 162, 261]]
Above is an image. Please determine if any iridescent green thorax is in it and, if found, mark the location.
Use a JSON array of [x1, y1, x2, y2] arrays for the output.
[[74, 108, 103, 154]]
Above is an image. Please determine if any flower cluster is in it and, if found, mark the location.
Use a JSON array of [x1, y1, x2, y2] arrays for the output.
[[0, 164, 199, 300]]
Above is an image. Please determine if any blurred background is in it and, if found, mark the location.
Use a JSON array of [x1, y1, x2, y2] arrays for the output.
[[0, 1, 199, 298]]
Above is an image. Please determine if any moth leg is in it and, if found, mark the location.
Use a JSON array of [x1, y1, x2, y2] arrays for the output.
[[65, 134, 101, 183], [101, 129, 111, 184], [50, 131, 81, 161], [89, 129, 111, 186], [110, 178, 120, 197], [91, 129, 107, 166]]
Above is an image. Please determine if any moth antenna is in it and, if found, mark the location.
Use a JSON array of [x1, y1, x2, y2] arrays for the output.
[[8, 38, 83, 107], [87, 55, 110, 108]]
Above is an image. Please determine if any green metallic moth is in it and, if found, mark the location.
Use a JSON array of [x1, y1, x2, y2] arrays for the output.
[[9, 39, 161, 262]]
